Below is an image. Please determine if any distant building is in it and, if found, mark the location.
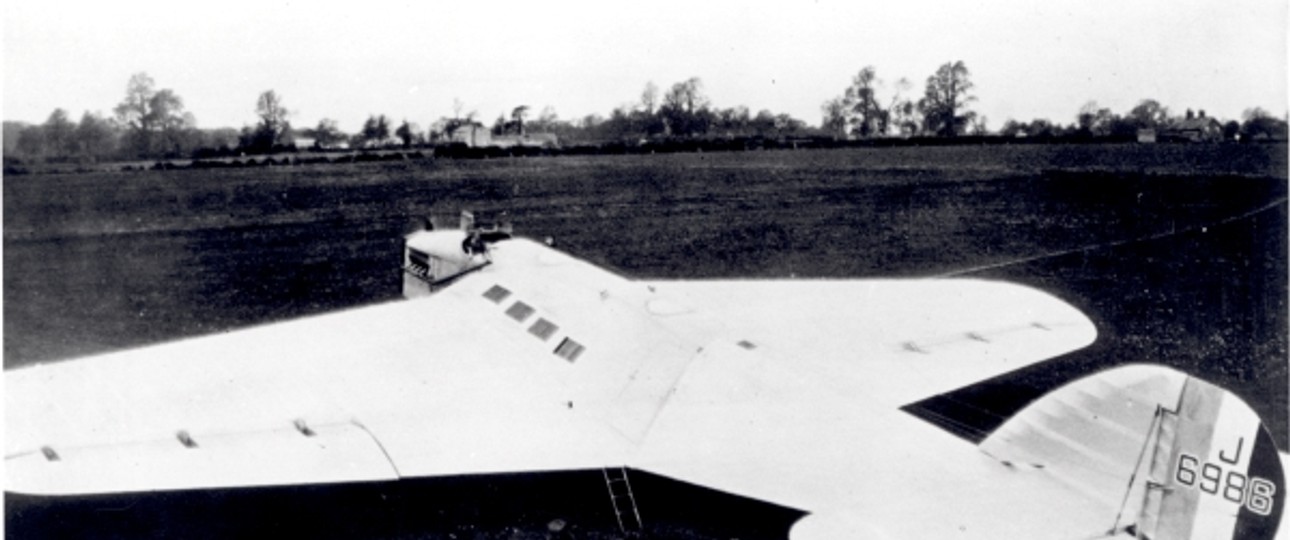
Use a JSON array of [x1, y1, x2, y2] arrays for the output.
[[491, 133, 560, 148], [449, 124, 492, 147], [1162, 110, 1223, 142], [1137, 129, 1157, 144], [362, 136, 403, 149], [449, 125, 558, 148], [292, 135, 350, 151]]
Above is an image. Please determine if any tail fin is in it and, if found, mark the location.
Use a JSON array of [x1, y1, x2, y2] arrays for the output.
[[980, 365, 1284, 540], [1141, 374, 1284, 539]]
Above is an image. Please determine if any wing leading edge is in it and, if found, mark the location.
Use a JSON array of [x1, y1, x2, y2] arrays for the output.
[[5, 239, 1093, 496]]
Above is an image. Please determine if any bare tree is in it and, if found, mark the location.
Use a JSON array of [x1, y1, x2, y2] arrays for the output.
[[641, 81, 659, 114], [395, 119, 420, 147], [1127, 99, 1170, 130], [821, 97, 848, 139], [113, 73, 159, 156], [661, 77, 711, 136], [1076, 101, 1116, 136], [918, 61, 977, 137], [529, 106, 559, 132], [255, 90, 290, 144], [715, 105, 751, 134], [663, 77, 709, 114], [511, 105, 530, 135], [112, 73, 195, 157], [75, 111, 118, 161], [844, 67, 887, 138], [452, 98, 465, 120], [886, 78, 918, 137], [1241, 107, 1289, 140], [43, 109, 76, 158], [114, 73, 157, 134], [357, 114, 391, 148]]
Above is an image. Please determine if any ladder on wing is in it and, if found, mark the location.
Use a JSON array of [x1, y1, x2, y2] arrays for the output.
[[602, 467, 643, 534]]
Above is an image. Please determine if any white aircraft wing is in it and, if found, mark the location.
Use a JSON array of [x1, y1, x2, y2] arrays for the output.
[[7, 237, 1284, 539], [7, 238, 653, 493]]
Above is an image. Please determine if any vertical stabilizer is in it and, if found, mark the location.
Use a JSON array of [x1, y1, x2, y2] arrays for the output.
[[1139, 376, 1284, 540], [979, 365, 1284, 540]]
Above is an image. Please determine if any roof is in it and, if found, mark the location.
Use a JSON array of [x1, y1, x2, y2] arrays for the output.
[[1168, 116, 1222, 132]]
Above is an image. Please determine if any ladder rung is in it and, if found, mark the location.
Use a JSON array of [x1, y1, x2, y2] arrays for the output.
[[603, 467, 642, 533]]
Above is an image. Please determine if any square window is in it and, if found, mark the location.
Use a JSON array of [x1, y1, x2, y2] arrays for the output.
[[528, 318, 558, 341], [505, 301, 535, 322], [554, 337, 585, 362], [482, 284, 511, 303]]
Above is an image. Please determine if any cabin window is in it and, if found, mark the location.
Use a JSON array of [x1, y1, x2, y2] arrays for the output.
[[506, 301, 535, 322], [407, 249, 431, 277], [528, 318, 558, 341], [554, 337, 585, 362], [482, 285, 511, 303]]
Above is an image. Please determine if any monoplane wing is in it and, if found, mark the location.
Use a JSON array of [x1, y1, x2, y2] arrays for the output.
[[7, 239, 657, 493], [7, 237, 1283, 539]]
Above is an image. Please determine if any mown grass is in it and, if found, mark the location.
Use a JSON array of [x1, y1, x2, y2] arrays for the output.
[[5, 144, 1283, 358], [4, 143, 1286, 539]]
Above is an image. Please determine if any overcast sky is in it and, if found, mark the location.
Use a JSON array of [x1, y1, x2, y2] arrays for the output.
[[4, 0, 1286, 133]]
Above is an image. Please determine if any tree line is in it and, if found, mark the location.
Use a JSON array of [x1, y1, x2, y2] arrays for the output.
[[1001, 101, 1287, 142], [820, 61, 1288, 142], [6, 65, 1287, 164], [822, 62, 982, 138]]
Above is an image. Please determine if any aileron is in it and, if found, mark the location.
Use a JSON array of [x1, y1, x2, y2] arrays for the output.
[[7, 421, 400, 496]]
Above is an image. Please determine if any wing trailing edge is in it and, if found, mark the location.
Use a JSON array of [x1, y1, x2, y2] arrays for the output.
[[6, 421, 399, 495]]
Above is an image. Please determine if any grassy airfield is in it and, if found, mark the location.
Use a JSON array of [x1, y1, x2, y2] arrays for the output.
[[4, 143, 1286, 538]]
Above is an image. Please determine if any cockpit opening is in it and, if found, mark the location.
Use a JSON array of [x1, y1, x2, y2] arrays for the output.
[[402, 210, 512, 298]]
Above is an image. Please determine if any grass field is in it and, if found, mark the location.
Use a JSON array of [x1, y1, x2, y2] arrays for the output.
[[4, 143, 1287, 538]]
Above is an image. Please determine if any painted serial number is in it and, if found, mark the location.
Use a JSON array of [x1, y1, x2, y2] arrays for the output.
[[1175, 453, 1276, 516]]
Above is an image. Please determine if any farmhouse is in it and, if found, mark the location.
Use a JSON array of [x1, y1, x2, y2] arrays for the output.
[[1162, 110, 1223, 142]]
